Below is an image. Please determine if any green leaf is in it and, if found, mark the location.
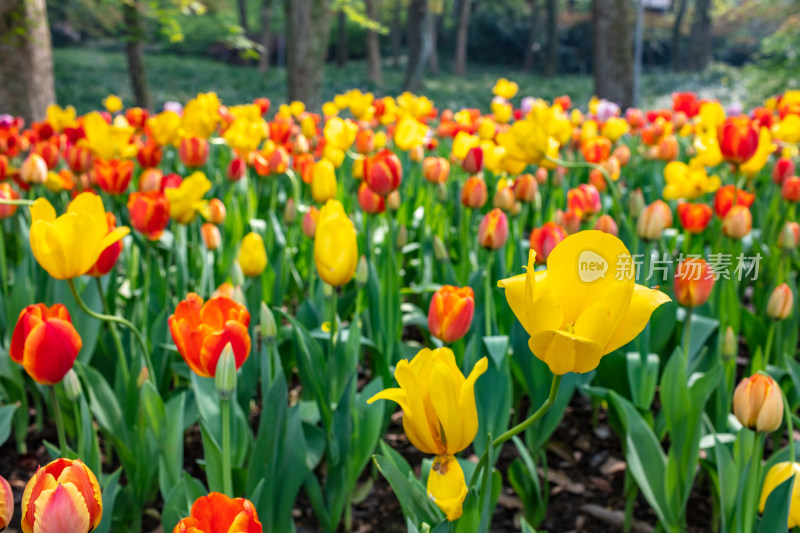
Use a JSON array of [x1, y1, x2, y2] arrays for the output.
[[93, 469, 122, 533], [483, 335, 509, 368], [0, 403, 18, 448], [373, 453, 441, 526], [626, 352, 659, 410], [756, 475, 794, 533]]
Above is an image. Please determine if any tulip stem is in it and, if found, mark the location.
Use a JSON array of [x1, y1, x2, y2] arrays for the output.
[[50, 386, 68, 454], [0, 198, 34, 206], [221, 396, 233, 496], [781, 386, 796, 463], [330, 287, 338, 356], [764, 322, 776, 369], [67, 279, 155, 385], [493, 374, 562, 447], [682, 307, 693, 361], [484, 254, 494, 336], [94, 277, 131, 385]]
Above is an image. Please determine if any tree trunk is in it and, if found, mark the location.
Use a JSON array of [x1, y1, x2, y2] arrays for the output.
[[258, 0, 273, 73], [593, 0, 633, 108], [403, 0, 432, 90], [545, 0, 557, 76], [0, 0, 55, 123], [428, 10, 439, 76], [524, 0, 539, 72], [390, 0, 401, 68], [671, 0, 688, 71], [237, 0, 249, 33], [688, 0, 711, 72], [336, 10, 348, 68], [453, 0, 471, 76], [123, 0, 152, 109], [365, 0, 383, 85], [285, 0, 332, 108]]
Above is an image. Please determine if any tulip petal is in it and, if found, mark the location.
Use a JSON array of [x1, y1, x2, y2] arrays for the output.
[[366, 387, 410, 412], [427, 455, 468, 522], [430, 359, 466, 454], [30, 198, 56, 223], [22, 319, 81, 385], [603, 284, 672, 353], [529, 329, 603, 375], [32, 484, 90, 533], [394, 357, 442, 455]]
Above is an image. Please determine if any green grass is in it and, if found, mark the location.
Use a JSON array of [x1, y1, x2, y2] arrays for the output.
[[53, 47, 778, 113]]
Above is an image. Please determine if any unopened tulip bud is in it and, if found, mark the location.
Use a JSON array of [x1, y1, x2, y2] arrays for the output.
[[21, 152, 48, 184], [779, 221, 800, 249], [462, 146, 484, 174], [733, 374, 783, 432], [260, 302, 277, 345], [433, 235, 449, 262], [284, 197, 297, 224], [461, 177, 488, 209], [356, 255, 369, 288], [137, 367, 149, 388], [227, 157, 247, 181], [409, 145, 424, 162], [674, 258, 715, 307], [513, 174, 538, 202], [773, 158, 795, 185], [207, 198, 227, 225], [215, 344, 237, 400], [138, 168, 163, 192], [637, 200, 673, 240], [0, 474, 11, 531], [722, 205, 752, 239], [63, 369, 82, 401], [767, 283, 794, 320], [629, 188, 645, 218], [201, 223, 222, 251], [722, 326, 737, 360], [782, 176, 800, 202], [535, 167, 548, 185], [396, 225, 408, 248], [478, 208, 510, 250], [231, 262, 245, 287], [613, 145, 631, 166], [593, 214, 619, 236], [293, 134, 310, 154], [493, 186, 515, 212], [387, 190, 401, 211]]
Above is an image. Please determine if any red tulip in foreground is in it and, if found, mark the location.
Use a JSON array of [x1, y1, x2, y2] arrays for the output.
[[174, 492, 262, 533]]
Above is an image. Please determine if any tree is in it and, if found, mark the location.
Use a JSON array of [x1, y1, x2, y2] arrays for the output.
[[688, 0, 711, 71], [123, 0, 152, 109], [237, 0, 249, 32], [0, 0, 55, 122], [428, 2, 440, 76], [403, 0, 432, 90], [545, 0, 557, 76], [390, 0, 401, 67], [286, 0, 333, 108], [258, 0, 273, 72], [593, 0, 633, 108], [336, 9, 348, 67], [672, 0, 688, 71], [524, 0, 539, 72], [365, 0, 383, 85], [453, 0, 471, 76]]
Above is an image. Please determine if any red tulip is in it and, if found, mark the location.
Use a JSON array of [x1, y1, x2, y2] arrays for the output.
[[530, 222, 567, 263], [677, 202, 713, 233], [174, 492, 262, 533], [179, 136, 210, 168], [478, 208, 509, 250], [567, 183, 601, 219], [128, 191, 170, 240], [428, 285, 475, 343], [462, 145, 484, 174], [87, 212, 124, 276], [364, 149, 403, 195], [718, 117, 759, 164], [782, 176, 800, 202], [582, 137, 612, 163], [714, 185, 755, 218], [94, 157, 134, 195], [358, 182, 386, 214]]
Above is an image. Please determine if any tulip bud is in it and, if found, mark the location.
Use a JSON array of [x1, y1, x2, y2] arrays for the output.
[[722, 326, 737, 360], [136, 140, 162, 168], [478, 208, 509, 250], [779, 221, 800, 249], [461, 177, 488, 209], [530, 222, 567, 264], [657, 135, 679, 161], [358, 182, 386, 214], [0, 183, 20, 219], [555, 208, 582, 235], [386, 190, 401, 211], [179, 136, 210, 168], [206, 198, 227, 225], [733, 374, 783, 432], [231, 261, 245, 287], [227, 157, 247, 181], [137, 367, 150, 388], [0, 474, 11, 531], [201, 223, 222, 251], [428, 286, 475, 343], [423, 156, 450, 184], [674, 258, 715, 307], [396, 225, 408, 249], [637, 200, 673, 240], [293, 133, 310, 154], [311, 159, 338, 204], [284, 197, 297, 224], [365, 149, 403, 195], [409, 145, 424, 162], [302, 206, 319, 237], [238, 232, 268, 277], [721, 205, 752, 239], [433, 235, 449, 262], [767, 283, 794, 320], [582, 136, 612, 163], [567, 183, 601, 220], [629, 188, 645, 218], [782, 176, 800, 202], [593, 214, 619, 236], [773, 158, 795, 185], [493, 186, 515, 212], [138, 168, 163, 192], [718, 116, 759, 164], [63, 368, 83, 401], [613, 145, 631, 166], [21, 152, 48, 184], [462, 146, 484, 174], [215, 344, 237, 401], [260, 302, 277, 345], [356, 255, 369, 288], [535, 167, 549, 185], [437, 182, 448, 203], [513, 174, 538, 203]]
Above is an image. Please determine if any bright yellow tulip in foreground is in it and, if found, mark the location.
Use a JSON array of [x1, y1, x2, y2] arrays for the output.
[[498, 230, 670, 375], [30, 192, 129, 280]]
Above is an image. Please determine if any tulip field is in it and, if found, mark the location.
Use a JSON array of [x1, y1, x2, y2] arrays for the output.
[[1, 84, 800, 533]]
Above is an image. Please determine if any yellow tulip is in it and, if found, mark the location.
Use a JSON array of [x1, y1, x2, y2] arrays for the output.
[[693, 133, 723, 167], [311, 159, 338, 204], [662, 160, 720, 201], [103, 94, 123, 113], [323, 117, 358, 151], [314, 199, 358, 286], [498, 231, 670, 375], [46, 104, 77, 132], [82, 112, 137, 160], [180, 92, 221, 139], [394, 115, 428, 152], [368, 347, 488, 455], [427, 455, 468, 521], [165, 171, 211, 224], [601, 117, 630, 142], [322, 101, 340, 118], [29, 192, 129, 280], [759, 462, 800, 528], [492, 77, 519, 100], [491, 100, 513, 124], [237, 232, 267, 277], [146, 111, 182, 147], [452, 131, 480, 161]]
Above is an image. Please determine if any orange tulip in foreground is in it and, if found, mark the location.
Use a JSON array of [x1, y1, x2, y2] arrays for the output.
[[530, 222, 567, 264], [718, 116, 759, 164], [169, 294, 251, 378], [733, 374, 783, 432], [10, 303, 82, 385], [21, 458, 102, 533], [428, 286, 475, 343], [674, 258, 715, 307], [174, 492, 262, 533], [0, 475, 12, 530], [677, 202, 712, 233]]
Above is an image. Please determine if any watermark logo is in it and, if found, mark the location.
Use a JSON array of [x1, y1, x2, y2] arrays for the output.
[[578, 250, 608, 282]]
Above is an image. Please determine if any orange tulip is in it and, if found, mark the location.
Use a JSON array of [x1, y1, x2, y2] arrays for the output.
[[423, 156, 450, 184], [582, 136, 612, 163], [65, 144, 94, 173], [21, 458, 102, 533], [767, 283, 794, 320], [718, 116, 759, 164], [567, 183, 601, 219], [0, 475, 11, 530], [513, 173, 538, 202], [207, 198, 227, 225], [94, 157, 134, 195], [87, 212, 124, 277], [0, 182, 20, 219], [358, 182, 386, 214], [530, 222, 567, 263], [478, 208, 509, 250], [168, 293, 251, 378], [733, 374, 783, 432], [428, 285, 475, 343], [128, 191, 171, 240], [637, 200, 673, 240], [674, 258, 715, 307], [461, 176, 488, 209], [10, 303, 82, 385], [136, 139, 163, 168], [364, 149, 403, 195], [201, 223, 222, 251], [593, 214, 619, 236], [174, 492, 262, 533], [722, 205, 752, 239], [714, 185, 755, 218], [126, 107, 149, 129], [677, 202, 712, 233], [179, 136, 210, 167], [782, 176, 800, 202]]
